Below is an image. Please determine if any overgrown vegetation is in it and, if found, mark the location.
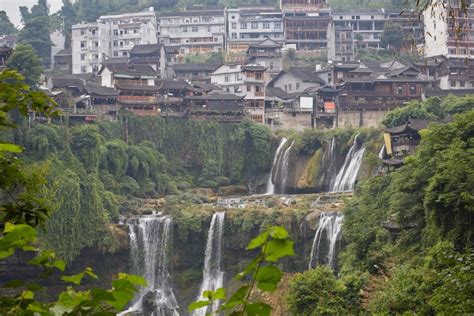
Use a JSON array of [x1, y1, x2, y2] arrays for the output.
[[285, 96, 474, 314]]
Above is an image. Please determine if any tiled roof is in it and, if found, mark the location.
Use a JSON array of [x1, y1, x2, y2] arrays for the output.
[[102, 63, 158, 77], [286, 67, 326, 84]]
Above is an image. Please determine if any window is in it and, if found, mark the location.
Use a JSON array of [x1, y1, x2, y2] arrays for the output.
[[451, 81, 456, 87], [397, 85, 403, 94], [80, 30, 85, 35], [120, 30, 124, 35], [231, 22, 237, 29], [134, 29, 138, 33], [241, 22, 247, 29], [113, 30, 118, 36], [356, 16, 360, 19], [94, 41, 99, 47], [269, 62, 273, 70], [409, 85, 416, 94], [207, 26, 211, 32], [275, 22, 281, 29], [247, 85, 251, 92], [122, 51, 127, 56], [296, 83, 300, 90], [113, 51, 119, 56], [288, 83, 292, 91], [255, 86, 261, 92], [460, 81, 466, 87], [119, 41, 123, 47], [225, 75, 230, 82], [183, 27, 187, 33], [256, 73, 262, 79], [232, 33, 237, 39], [263, 22, 270, 29], [91, 29, 96, 35], [192, 26, 198, 32], [80, 41, 86, 48], [285, 84, 287, 92], [81, 66, 87, 73], [80, 54, 86, 60], [235, 86, 241, 93], [251, 22, 258, 29], [371, 15, 374, 19], [93, 54, 98, 60]]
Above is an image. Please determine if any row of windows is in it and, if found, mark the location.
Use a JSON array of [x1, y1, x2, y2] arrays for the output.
[[230, 33, 283, 39], [80, 53, 100, 61], [80, 41, 99, 48], [113, 38, 140, 46], [284, 83, 301, 92], [448, 48, 474, 55], [113, 29, 139, 36], [231, 22, 282, 30]]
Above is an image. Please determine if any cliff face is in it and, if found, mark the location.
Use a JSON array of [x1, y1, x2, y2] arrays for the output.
[[273, 130, 383, 194]]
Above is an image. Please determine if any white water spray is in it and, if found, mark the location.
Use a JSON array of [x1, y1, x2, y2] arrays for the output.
[[121, 214, 179, 316], [331, 135, 366, 192], [193, 212, 226, 316], [308, 212, 344, 270], [266, 138, 288, 194]]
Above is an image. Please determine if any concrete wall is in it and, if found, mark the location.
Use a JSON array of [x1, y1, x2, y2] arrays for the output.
[[269, 111, 313, 131], [337, 109, 389, 128]]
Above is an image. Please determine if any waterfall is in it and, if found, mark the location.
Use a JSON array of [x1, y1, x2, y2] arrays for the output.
[[121, 214, 179, 316], [331, 135, 366, 192], [308, 212, 344, 270], [266, 138, 288, 194], [279, 141, 294, 194], [378, 144, 385, 159], [193, 212, 226, 316]]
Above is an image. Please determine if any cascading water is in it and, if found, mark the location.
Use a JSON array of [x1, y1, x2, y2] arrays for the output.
[[121, 214, 179, 316], [193, 212, 226, 316], [266, 138, 288, 194], [279, 140, 294, 194], [331, 135, 366, 192], [378, 144, 385, 159], [308, 212, 344, 270]]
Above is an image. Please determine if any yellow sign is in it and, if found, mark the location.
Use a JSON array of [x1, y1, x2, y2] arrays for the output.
[[383, 132, 392, 156]]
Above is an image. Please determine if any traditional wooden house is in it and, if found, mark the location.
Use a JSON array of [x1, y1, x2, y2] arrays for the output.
[[382, 119, 430, 168], [185, 94, 245, 122], [242, 64, 268, 123], [246, 38, 283, 74], [98, 63, 160, 115], [171, 62, 222, 84]]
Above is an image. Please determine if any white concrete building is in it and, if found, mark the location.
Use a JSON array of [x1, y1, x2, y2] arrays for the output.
[[211, 63, 245, 95], [99, 10, 157, 58], [72, 9, 157, 74], [72, 22, 109, 74], [423, 2, 474, 58], [158, 7, 226, 57], [226, 6, 284, 53]]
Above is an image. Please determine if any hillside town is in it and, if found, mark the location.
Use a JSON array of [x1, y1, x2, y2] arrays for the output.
[[1, 0, 473, 130]]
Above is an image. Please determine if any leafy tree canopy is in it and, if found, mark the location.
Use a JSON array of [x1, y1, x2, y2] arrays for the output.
[[7, 44, 44, 87], [0, 10, 17, 35]]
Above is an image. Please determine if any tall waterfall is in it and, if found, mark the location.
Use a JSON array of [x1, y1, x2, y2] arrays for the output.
[[308, 212, 344, 270], [122, 214, 179, 316], [193, 212, 226, 316], [279, 140, 294, 194], [266, 138, 288, 194], [331, 135, 366, 192]]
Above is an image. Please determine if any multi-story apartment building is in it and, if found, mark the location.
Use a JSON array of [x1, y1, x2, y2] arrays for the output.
[[246, 38, 283, 74], [281, 0, 331, 50], [424, 0, 474, 58], [72, 22, 109, 74], [332, 10, 423, 49], [226, 6, 285, 53], [328, 23, 355, 61], [99, 10, 157, 58], [158, 6, 226, 57], [72, 9, 157, 74]]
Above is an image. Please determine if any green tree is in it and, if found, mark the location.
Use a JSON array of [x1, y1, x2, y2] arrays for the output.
[[287, 266, 361, 315], [60, 0, 77, 48], [380, 21, 404, 51], [0, 10, 17, 35], [18, 0, 52, 67], [6, 44, 44, 87]]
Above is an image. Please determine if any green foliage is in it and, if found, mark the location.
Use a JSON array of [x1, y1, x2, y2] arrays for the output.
[[382, 95, 474, 128], [0, 11, 17, 35], [380, 21, 404, 51], [287, 266, 365, 315], [189, 225, 294, 316], [185, 52, 224, 64], [17, 0, 52, 66], [0, 72, 142, 315], [6, 44, 45, 87]]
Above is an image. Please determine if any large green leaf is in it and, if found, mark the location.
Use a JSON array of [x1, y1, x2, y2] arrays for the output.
[[246, 232, 268, 250], [188, 300, 211, 312], [264, 239, 294, 262], [222, 285, 250, 310], [255, 265, 282, 292], [268, 226, 289, 240], [245, 302, 272, 316]]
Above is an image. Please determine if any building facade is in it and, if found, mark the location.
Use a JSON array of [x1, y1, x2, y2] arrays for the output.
[[158, 7, 226, 57], [424, 1, 474, 58], [227, 6, 285, 53], [72, 9, 157, 74]]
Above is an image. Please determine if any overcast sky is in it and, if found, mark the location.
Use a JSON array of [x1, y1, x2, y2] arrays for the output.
[[2, 0, 63, 28]]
